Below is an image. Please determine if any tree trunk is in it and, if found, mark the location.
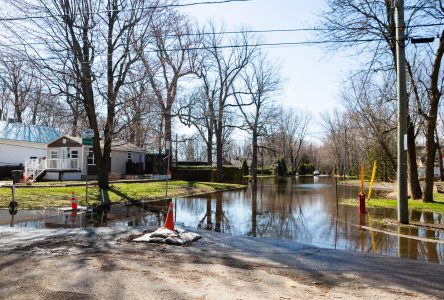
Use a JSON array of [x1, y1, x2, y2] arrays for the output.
[[435, 128, 444, 182], [289, 145, 295, 177], [423, 118, 437, 202], [407, 116, 422, 199], [81, 63, 104, 188], [164, 109, 173, 166], [252, 131, 258, 183], [438, 144, 444, 181], [207, 129, 213, 166], [423, 32, 444, 202], [164, 110, 172, 146], [216, 126, 223, 182], [14, 95, 22, 123]]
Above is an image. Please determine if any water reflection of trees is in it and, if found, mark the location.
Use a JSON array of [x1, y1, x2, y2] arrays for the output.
[[195, 193, 232, 234], [246, 179, 309, 240], [176, 177, 444, 263]]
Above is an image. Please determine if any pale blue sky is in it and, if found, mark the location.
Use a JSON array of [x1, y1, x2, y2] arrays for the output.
[[182, 0, 358, 135]]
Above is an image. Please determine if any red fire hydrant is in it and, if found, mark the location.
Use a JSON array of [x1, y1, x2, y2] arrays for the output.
[[359, 192, 366, 214]]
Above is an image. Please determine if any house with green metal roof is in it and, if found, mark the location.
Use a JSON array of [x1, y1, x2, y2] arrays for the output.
[[0, 120, 61, 167]]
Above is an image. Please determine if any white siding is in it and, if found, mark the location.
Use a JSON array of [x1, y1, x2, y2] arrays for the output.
[[110, 150, 145, 176], [45, 171, 82, 181], [111, 150, 127, 175], [0, 140, 46, 165]]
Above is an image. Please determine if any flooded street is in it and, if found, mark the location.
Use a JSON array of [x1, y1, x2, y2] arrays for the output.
[[1, 177, 443, 263]]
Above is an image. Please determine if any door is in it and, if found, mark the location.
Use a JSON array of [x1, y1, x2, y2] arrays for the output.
[[70, 150, 79, 169], [61, 147, 69, 169]]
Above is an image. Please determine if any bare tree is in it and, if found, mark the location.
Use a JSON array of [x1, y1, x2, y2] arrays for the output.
[[137, 8, 197, 160], [197, 22, 257, 182], [317, 0, 438, 200], [0, 83, 10, 121], [178, 88, 215, 165], [342, 72, 398, 171], [233, 52, 281, 182], [7, 0, 161, 188], [0, 55, 36, 123], [280, 107, 311, 176]]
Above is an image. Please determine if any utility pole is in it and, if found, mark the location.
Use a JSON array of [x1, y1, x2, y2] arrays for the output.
[[395, 0, 409, 224]]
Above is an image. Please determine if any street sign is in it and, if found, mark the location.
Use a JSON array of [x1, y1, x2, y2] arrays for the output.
[[82, 128, 94, 139], [82, 138, 93, 146]]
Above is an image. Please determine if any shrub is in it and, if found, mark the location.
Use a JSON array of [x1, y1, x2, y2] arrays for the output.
[[275, 158, 288, 177], [241, 160, 249, 176], [298, 163, 315, 175]]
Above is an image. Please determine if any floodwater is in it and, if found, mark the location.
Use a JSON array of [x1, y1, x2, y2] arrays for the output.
[[1, 177, 443, 263]]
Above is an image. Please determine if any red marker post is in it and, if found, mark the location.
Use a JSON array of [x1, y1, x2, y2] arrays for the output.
[[359, 192, 366, 214], [359, 162, 366, 214]]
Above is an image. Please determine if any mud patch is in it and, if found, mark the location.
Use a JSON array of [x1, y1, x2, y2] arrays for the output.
[[11, 235, 100, 256], [43, 290, 97, 300]]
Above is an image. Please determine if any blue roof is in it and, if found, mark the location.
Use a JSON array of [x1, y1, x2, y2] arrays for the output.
[[0, 121, 61, 143]]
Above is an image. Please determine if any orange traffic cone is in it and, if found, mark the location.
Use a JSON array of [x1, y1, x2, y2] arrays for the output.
[[164, 201, 174, 230], [71, 191, 78, 211]]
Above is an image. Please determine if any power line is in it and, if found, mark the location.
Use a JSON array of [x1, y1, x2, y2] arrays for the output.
[[0, 37, 392, 64], [0, 0, 251, 21], [1, 23, 441, 49]]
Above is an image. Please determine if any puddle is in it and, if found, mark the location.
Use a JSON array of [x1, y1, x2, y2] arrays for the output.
[[1, 177, 443, 263]]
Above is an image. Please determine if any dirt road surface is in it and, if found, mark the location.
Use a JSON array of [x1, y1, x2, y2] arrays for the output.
[[0, 227, 443, 299]]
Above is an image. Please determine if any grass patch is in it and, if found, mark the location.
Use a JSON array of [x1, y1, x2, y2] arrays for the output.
[[0, 180, 245, 209], [341, 194, 444, 214]]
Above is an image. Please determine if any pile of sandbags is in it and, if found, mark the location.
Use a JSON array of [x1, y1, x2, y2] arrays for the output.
[[133, 228, 202, 245]]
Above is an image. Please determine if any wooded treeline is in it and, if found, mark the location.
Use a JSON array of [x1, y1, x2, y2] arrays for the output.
[[316, 0, 444, 203]]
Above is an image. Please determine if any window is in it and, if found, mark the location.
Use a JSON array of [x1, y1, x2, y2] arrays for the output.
[[88, 150, 95, 165], [50, 150, 58, 159], [127, 152, 132, 161], [71, 150, 79, 159]]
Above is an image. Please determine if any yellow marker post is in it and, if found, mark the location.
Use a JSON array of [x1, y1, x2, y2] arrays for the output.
[[368, 161, 377, 201], [367, 212, 377, 254]]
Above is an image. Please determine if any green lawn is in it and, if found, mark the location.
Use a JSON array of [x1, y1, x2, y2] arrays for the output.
[[341, 193, 444, 213], [0, 180, 245, 209]]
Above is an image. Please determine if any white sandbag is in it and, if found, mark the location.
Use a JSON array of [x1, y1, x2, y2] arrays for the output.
[[150, 228, 177, 238], [133, 227, 202, 245]]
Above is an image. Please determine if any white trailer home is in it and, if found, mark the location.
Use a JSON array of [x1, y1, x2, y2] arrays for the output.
[[0, 120, 60, 167], [24, 135, 145, 181]]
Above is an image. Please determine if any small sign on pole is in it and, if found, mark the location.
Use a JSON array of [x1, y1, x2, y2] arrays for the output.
[[82, 138, 93, 146], [82, 128, 94, 139]]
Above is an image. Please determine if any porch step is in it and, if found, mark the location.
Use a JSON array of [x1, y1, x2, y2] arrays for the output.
[[35, 170, 47, 182]]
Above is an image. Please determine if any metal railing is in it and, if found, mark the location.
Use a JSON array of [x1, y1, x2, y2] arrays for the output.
[[25, 158, 80, 180], [24, 158, 47, 180], [47, 159, 79, 170]]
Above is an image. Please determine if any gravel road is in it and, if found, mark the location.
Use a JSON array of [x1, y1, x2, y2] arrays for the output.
[[0, 227, 443, 299]]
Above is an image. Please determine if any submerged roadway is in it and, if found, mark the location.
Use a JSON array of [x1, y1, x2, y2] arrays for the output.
[[0, 226, 442, 299]]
